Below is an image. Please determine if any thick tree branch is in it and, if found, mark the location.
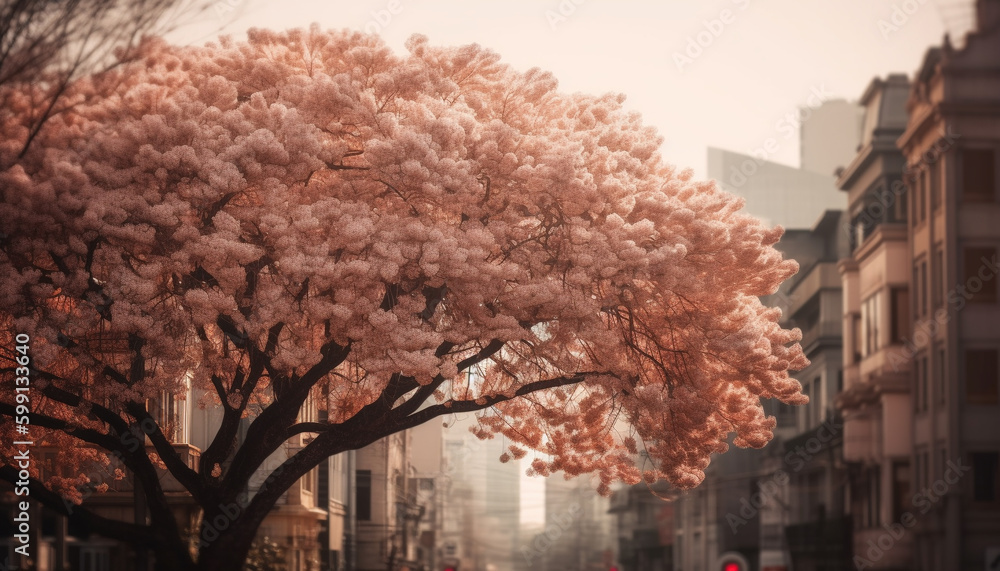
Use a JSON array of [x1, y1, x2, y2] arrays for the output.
[[0, 402, 124, 453], [124, 402, 207, 506], [32, 370, 132, 437], [220, 339, 350, 499], [199, 348, 267, 478], [399, 372, 601, 430]]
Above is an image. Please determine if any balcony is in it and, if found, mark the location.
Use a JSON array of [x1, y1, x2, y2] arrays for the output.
[[841, 413, 875, 463], [797, 321, 842, 353], [858, 344, 911, 392], [784, 414, 843, 453]]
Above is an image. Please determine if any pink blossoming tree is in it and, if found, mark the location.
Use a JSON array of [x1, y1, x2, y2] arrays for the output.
[[0, 27, 807, 571]]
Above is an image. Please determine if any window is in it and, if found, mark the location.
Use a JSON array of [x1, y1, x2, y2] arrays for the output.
[[971, 452, 999, 502], [299, 391, 317, 423], [936, 346, 946, 404], [919, 170, 927, 222], [896, 182, 908, 222], [965, 349, 999, 405], [302, 467, 315, 494], [852, 314, 862, 363], [150, 388, 187, 443], [802, 381, 813, 429], [776, 399, 796, 428], [961, 148, 996, 202], [963, 247, 998, 303], [892, 460, 910, 521], [933, 248, 944, 309], [922, 451, 930, 497], [890, 288, 910, 344], [638, 500, 654, 524], [80, 548, 110, 571], [861, 293, 880, 357], [356, 470, 372, 520], [920, 261, 928, 317], [916, 355, 928, 412], [915, 452, 923, 492], [869, 467, 881, 527], [811, 376, 822, 426], [930, 161, 941, 211], [938, 445, 948, 483]]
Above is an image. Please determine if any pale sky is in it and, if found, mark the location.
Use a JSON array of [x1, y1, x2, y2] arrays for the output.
[[167, 0, 976, 526]]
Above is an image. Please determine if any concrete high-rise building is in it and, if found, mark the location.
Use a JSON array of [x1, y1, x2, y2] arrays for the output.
[[707, 147, 846, 230], [709, 99, 863, 230], [440, 412, 522, 571], [800, 100, 866, 177]]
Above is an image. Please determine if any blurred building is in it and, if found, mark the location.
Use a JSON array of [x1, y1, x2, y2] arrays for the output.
[[317, 409, 353, 571], [760, 210, 852, 571], [894, 1, 1000, 568], [677, 207, 851, 571], [837, 73, 914, 571], [608, 480, 673, 571], [673, 442, 760, 571], [707, 147, 846, 230], [409, 417, 445, 571], [801, 99, 867, 177], [354, 431, 419, 571], [683, 87, 861, 571], [708, 98, 862, 231], [439, 412, 522, 571], [538, 474, 614, 571]]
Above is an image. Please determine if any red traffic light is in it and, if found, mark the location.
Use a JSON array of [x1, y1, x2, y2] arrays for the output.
[[717, 551, 749, 571]]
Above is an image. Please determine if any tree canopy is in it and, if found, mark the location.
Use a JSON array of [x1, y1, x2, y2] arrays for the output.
[[0, 26, 807, 569]]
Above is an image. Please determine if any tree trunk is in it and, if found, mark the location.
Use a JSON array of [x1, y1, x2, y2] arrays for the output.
[[134, 480, 150, 571], [152, 546, 196, 571], [194, 511, 261, 571]]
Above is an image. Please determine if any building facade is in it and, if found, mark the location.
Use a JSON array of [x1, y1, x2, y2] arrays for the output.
[[759, 210, 852, 571], [895, 2, 1000, 568], [837, 73, 914, 571], [354, 431, 416, 571], [682, 90, 861, 571], [540, 474, 614, 571]]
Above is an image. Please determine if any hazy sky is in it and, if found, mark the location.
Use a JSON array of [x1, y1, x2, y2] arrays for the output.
[[168, 0, 976, 526], [170, 0, 976, 180]]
